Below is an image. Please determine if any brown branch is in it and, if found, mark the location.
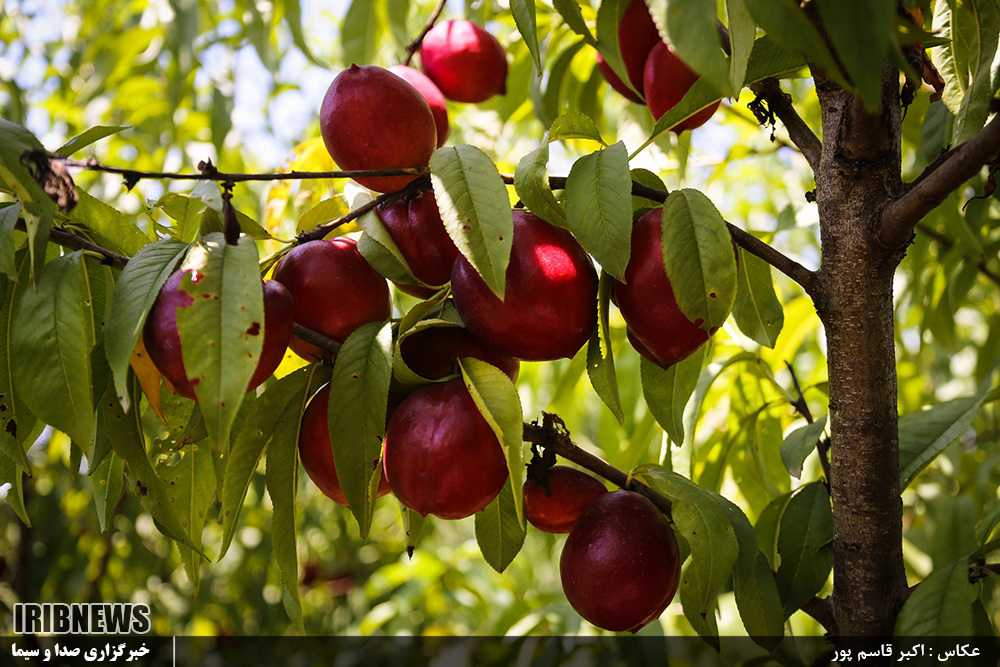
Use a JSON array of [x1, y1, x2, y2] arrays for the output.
[[801, 596, 833, 630], [13, 219, 129, 270], [880, 113, 1000, 249], [748, 79, 822, 172], [523, 417, 674, 517], [502, 174, 819, 294], [296, 176, 429, 243], [785, 361, 831, 483], [916, 221, 1000, 288], [57, 155, 429, 185], [292, 323, 341, 358], [402, 0, 448, 66]]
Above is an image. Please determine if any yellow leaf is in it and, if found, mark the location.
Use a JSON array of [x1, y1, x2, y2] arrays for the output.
[[130, 337, 167, 423]]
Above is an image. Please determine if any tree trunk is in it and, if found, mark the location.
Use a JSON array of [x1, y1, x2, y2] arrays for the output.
[[813, 67, 909, 636]]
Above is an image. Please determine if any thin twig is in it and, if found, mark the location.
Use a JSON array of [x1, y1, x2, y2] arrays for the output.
[[13, 219, 129, 270], [500, 174, 819, 294], [58, 155, 429, 185], [522, 417, 673, 517], [880, 113, 1000, 249], [748, 79, 823, 172], [296, 176, 429, 243], [402, 0, 448, 66], [785, 360, 831, 483]]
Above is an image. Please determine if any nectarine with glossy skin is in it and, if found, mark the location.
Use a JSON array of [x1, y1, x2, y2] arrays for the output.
[[613, 0, 661, 100], [420, 20, 508, 103], [383, 379, 508, 519], [272, 238, 391, 361], [399, 326, 519, 381], [560, 490, 681, 633], [451, 211, 598, 361], [596, 53, 644, 104], [388, 65, 450, 147], [523, 466, 607, 533], [376, 188, 459, 290], [320, 64, 437, 192], [143, 272, 294, 400], [299, 384, 392, 506], [643, 41, 720, 133], [613, 208, 712, 368]]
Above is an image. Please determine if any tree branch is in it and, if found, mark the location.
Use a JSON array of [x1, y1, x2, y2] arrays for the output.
[[748, 78, 823, 172], [402, 0, 448, 66], [880, 113, 1000, 249], [13, 219, 129, 270], [56, 154, 430, 186], [501, 175, 819, 295]]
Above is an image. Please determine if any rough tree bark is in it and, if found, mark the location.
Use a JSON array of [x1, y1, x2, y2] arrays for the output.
[[813, 65, 909, 636]]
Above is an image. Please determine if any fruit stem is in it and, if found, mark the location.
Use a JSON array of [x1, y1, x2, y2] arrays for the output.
[[522, 414, 673, 519], [402, 0, 448, 67]]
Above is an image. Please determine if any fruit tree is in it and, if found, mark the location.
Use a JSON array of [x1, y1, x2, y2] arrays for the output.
[[2, 0, 1000, 646]]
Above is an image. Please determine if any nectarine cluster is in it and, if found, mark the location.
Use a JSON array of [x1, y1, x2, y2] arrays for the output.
[[596, 0, 719, 132]]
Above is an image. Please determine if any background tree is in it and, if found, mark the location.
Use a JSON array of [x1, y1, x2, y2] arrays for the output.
[[1, 0, 1000, 646]]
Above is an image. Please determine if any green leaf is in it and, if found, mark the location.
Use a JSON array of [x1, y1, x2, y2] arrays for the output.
[[328, 321, 393, 539], [553, 0, 597, 46], [12, 251, 93, 446], [679, 560, 719, 648], [402, 503, 426, 556], [733, 247, 784, 348], [814, 0, 894, 111], [220, 366, 313, 559], [474, 478, 526, 573], [155, 193, 205, 244], [596, 0, 637, 99], [0, 118, 54, 286], [931, 0, 1000, 143], [641, 345, 706, 445], [264, 368, 312, 633], [0, 252, 35, 475], [754, 490, 793, 570], [154, 434, 216, 588], [710, 493, 784, 648], [514, 141, 568, 229], [646, 0, 732, 97], [587, 272, 624, 424], [175, 234, 263, 451], [895, 559, 978, 636], [430, 145, 513, 299], [282, 0, 323, 65], [460, 357, 525, 526], [661, 189, 737, 330], [91, 452, 125, 533], [0, 203, 22, 280], [357, 232, 423, 288], [745, 0, 850, 90], [899, 392, 988, 490], [342, 0, 384, 67], [775, 481, 833, 618], [780, 415, 828, 479], [70, 190, 149, 256], [565, 142, 632, 282], [103, 376, 201, 554], [354, 192, 421, 280], [511, 0, 541, 72], [549, 112, 607, 145], [297, 195, 350, 234], [630, 464, 739, 618], [386, 0, 411, 47], [104, 239, 189, 409], [0, 448, 29, 525], [632, 36, 806, 156], [727, 0, 756, 94], [540, 41, 586, 126], [55, 124, 131, 157]]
